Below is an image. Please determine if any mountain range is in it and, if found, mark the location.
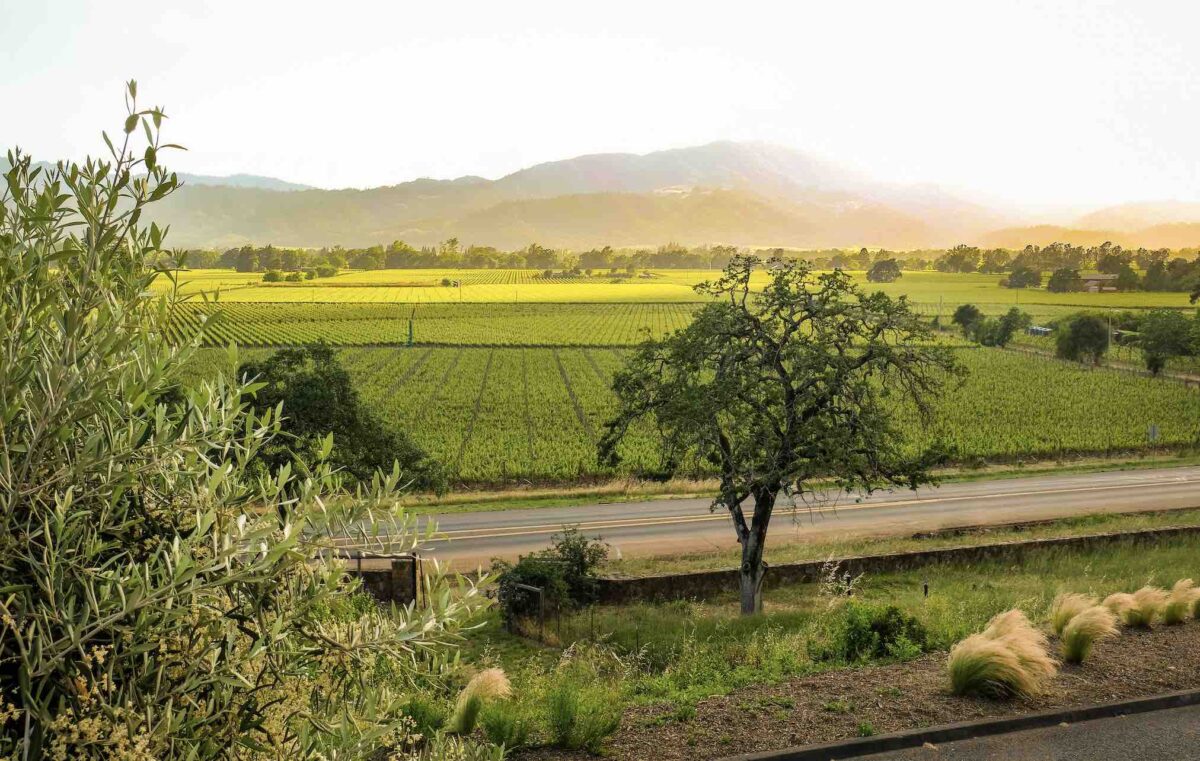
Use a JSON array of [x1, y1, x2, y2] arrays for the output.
[[22, 141, 1200, 251]]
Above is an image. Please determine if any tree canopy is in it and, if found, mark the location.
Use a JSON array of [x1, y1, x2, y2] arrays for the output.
[[599, 256, 962, 613]]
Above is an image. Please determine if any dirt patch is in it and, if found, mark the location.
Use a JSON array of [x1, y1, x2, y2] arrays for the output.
[[518, 623, 1200, 760]]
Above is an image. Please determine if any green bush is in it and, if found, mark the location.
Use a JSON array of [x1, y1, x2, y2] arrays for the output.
[[262, 268, 284, 281], [480, 701, 534, 750], [0, 83, 488, 759], [545, 679, 622, 752], [404, 694, 449, 740], [494, 528, 608, 620], [828, 603, 929, 662]]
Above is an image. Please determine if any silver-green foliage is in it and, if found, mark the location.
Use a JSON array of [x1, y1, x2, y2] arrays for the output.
[[0, 83, 486, 759]]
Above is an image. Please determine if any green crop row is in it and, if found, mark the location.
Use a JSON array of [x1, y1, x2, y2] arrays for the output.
[[187, 346, 1200, 484]]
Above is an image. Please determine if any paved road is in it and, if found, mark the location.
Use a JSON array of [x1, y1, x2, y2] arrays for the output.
[[867, 703, 1200, 759], [351, 466, 1200, 568]]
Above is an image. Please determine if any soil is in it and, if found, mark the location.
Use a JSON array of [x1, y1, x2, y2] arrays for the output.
[[517, 622, 1200, 760]]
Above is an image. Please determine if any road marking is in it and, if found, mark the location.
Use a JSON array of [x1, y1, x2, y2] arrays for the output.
[[429, 477, 1200, 543]]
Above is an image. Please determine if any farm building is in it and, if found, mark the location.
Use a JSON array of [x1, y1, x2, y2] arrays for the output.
[[1080, 273, 1120, 292]]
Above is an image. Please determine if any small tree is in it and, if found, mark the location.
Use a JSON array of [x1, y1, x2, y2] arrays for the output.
[[239, 344, 446, 490], [1055, 314, 1109, 365], [1047, 268, 1082, 293], [1004, 266, 1041, 289], [866, 258, 902, 283], [599, 256, 962, 613], [1139, 309, 1193, 375], [951, 303, 984, 336]]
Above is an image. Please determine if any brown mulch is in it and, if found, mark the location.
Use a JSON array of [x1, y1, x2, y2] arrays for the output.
[[518, 623, 1200, 760]]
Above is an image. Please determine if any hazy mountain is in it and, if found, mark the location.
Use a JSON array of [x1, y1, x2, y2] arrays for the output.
[[128, 140, 1198, 251], [1075, 201, 1200, 232], [176, 173, 313, 191]]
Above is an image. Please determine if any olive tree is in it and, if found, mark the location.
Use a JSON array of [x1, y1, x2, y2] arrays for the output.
[[0, 83, 486, 759], [599, 256, 962, 614]]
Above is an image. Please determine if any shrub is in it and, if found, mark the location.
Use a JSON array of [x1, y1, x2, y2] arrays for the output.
[[494, 528, 608, 621], [1049, 592, 1095, 636], [285, 270, 304, 282], [315, 263, 338, 277], [1060, 606, 1118, 664], [948, 609, 1056, 698], [407, 735, 505, 761], [480, 701, 534, 750], [262, 268, 284, 282], [1125, 586, 1168, 628], [832, 603, 928, 662], [0, 84, 488, 758], [404, 694, 449, 740], [1163, 579, 1199, 625], [545, 679, 622, 753]]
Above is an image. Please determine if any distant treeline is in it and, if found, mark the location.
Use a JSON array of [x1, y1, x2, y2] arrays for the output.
[[167, 239, 1200, 289]]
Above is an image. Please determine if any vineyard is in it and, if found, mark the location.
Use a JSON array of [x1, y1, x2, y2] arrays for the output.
[[168, 302, 701, 346], [189, 345, 1200, 483], [165, 265, 1200, 485]]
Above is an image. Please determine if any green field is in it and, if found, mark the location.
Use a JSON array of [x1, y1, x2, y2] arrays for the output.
[[166, 268, 1196, 309], [172, 267, 1200, 484]]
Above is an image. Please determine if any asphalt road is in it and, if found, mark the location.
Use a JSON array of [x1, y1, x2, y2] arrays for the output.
[[362, 465, 1200, 568], [867, 703, 1200, 759]]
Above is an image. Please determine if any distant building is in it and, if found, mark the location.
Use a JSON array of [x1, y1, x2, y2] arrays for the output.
[[1080, 273, 1120, 293], [1026, 325, 1052, 336]]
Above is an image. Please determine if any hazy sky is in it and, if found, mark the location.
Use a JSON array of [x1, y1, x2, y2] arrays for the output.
[[3, 0, 1197, 208]]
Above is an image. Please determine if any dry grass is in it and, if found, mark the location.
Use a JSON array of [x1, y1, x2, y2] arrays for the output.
[[448, 668, 512, 734], [1060, 606, 1119, 664], [1163, 579, 1199, 625], [1125, 587, 1169, 628], [1049, 593, 1095, 636], [948, 609, 1057, 698], [1102, 592, 1136, 618]]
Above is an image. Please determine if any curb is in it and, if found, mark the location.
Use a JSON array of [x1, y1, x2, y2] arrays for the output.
[[719, 688, 1200, 761]]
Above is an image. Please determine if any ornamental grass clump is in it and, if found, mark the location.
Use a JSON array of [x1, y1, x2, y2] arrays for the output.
[[1049, 593, 1095, 636], [448, 669, 513, 735], [1103, 592, 1136, 620], [1060, 606, 1119, 664], [948, 610, 1057, 698], [1163, 579, 1199, 625], [1125, 586, 1169, 628]]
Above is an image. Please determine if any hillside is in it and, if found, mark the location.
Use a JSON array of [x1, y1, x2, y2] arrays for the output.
[[125, 140, 1200, 250]]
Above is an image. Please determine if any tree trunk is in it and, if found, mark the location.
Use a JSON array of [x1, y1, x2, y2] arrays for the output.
[[738, 489, 775, 615]]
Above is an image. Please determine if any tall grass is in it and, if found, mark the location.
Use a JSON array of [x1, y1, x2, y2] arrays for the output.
[[948, 610, 1057, 698], [448, 668, 512, 734], [1049, 593, 1095, 636], [1125, 587, 1168, 628], [1060, 606, 1119, 664], [1163, 579, 1199, 625]]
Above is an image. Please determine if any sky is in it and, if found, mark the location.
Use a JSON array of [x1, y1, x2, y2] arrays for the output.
[[2, 0, 1198, 209]]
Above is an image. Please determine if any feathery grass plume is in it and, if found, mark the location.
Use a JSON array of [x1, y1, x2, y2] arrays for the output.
[[981, 609, 1033, 640], [1124, 586, 1168, 628], [1049, 593, 1095, 636], [1060, 606, 1119, 664], [448, 668, 513, 734], [949, 635, 1040, 698], [949, 609, 1057, 698], [1102, 592, 1136, 624], [1163, 579, 1199, 625]]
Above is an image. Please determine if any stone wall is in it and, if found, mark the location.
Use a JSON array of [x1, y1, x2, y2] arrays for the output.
[[595, 524, 1200, 604]]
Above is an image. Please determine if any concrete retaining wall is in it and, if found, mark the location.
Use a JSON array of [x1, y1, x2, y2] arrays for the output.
[[351, 556, 422, 605], [595, 524, 1200, 604]]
